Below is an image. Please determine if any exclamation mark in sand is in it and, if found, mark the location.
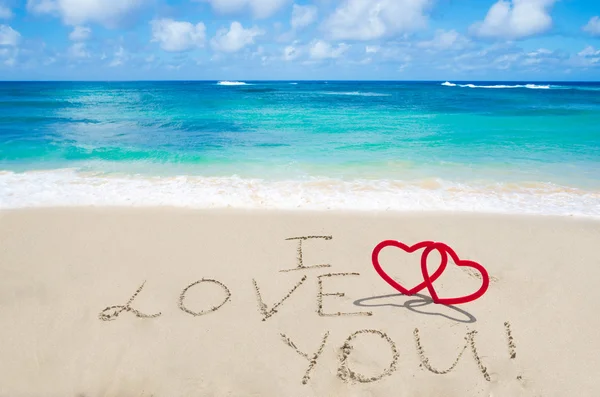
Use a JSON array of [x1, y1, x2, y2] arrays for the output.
[[504, 321, 522, 381]]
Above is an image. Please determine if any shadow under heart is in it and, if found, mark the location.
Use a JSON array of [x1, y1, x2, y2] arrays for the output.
[[353, 293, 477, 324]]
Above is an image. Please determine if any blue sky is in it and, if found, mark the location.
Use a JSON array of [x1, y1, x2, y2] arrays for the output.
[[0, 0, 599, 80]]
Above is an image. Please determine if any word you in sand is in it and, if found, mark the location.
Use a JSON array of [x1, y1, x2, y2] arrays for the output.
[[98, 236, 513, 386]]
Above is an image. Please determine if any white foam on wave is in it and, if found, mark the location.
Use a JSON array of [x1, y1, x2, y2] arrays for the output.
[[1, 170, 599, 218], [524, 84, 551, 89], [442, 82, 551, 89], [217, 81, 248, 86], [322, 91, 391, 97], [461, 83, 551, 89]]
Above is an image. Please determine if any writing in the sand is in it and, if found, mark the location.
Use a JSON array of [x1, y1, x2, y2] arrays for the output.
[[99, 236, 370, 322], [98, 235, 518, 386]]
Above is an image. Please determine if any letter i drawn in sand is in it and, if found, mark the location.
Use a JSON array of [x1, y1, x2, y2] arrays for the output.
[[280, 236, 333, 273]]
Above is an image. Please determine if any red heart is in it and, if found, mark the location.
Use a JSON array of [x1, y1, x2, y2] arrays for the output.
[[421, 242, 490, 305], [372, 240, 447, 296]]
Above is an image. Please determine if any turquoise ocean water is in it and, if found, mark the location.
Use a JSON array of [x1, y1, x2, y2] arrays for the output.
[[1, 80, 599, 216]]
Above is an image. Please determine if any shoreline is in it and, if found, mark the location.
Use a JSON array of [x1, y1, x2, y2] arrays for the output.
[[2, 206, 600, 221], [3, 205, 600, 221], [1, 169, 599, 218]]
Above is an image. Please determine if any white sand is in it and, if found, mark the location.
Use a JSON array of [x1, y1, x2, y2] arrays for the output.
[[1, 208, 599, 396]]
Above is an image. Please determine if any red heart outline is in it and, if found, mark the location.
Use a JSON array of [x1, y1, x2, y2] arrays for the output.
[[372, 240, 447, 296], [421, 242, 490, 305]]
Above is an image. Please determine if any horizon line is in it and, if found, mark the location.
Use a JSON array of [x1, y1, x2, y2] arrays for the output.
[[1, 79, 599, 83]]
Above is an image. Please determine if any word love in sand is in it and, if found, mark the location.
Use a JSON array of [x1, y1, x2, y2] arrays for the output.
[[99, 236, 490, 322]]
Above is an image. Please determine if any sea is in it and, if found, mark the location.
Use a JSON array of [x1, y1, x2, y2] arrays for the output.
[[1, 80, 599, 217]]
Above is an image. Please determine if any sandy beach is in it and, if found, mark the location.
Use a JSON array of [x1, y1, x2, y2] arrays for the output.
[[1, 208, 599, 396]]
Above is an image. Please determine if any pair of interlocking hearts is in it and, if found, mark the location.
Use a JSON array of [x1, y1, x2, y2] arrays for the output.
[[371, 240, 490, 305]]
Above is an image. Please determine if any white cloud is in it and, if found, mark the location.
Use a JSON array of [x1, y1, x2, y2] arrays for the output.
[[69, 25, 91, 41], [109, 45, 126, 67], [67, 42, 90, 58], [197, 0, 289, 19], [365, 45, 380, 54], [309, 40, 349, 59], [291, 4, 317, 30], [0, 4, 13, 19], [151, 18, 206, 52], [251, 45, 264, 57], [527, 48, 552, 57], [583, 16, 600, 36], [494, 53, 521, 64], [283, 44, 300, 60], [324, 0, 431, 41], [442, 42, 571, 73], [4, 54, 16, 66], [569, 46, 600, 68], [0, 46, 18, 66], [0, 24, 19, 46], [470, 0, 557, 40], [210, 21, 264, 53], [26, 0, 146, 27], [520, 49, 563, 68], [578, 46, 600, 57], [522, 57, 542, 65], [418, 29, 471, 51]]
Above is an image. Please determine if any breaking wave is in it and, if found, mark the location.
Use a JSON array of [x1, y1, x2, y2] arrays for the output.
[[1, 170, 599, 218], [217, 81, 249, 86], [442, 82, 551, 89]]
